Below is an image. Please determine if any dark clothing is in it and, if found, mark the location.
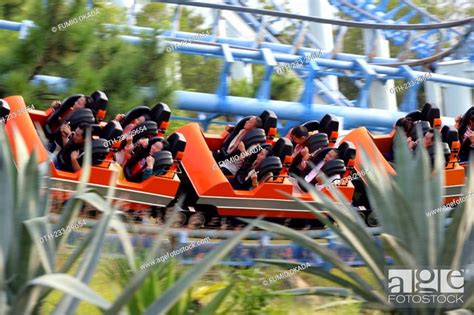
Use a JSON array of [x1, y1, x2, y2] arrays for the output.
[[231, 158, 256, 190], [458, 107, 474, 143], [142, 167, 168, 181], [56, 139, 83, 172], [459, 137, 473, 162]]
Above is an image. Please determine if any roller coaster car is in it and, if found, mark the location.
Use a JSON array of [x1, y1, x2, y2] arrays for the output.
[[3, 96, 183, 212], [175, 115, 355, 228], [342, 103, 466, 217]]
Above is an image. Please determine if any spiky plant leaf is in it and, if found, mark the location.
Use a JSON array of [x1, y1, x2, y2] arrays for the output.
[[105, 210, 181, 314], [240, 219, 387, 306], [29, 274, 111, 309], [144, 221, 257, 315], [197, 284, 233, 315], [53, 204, 116, 314], [23, 217, 55, 274], [250, 129, 473, 314]]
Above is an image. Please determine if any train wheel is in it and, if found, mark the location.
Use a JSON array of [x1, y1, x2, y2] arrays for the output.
[[188, 212, 206, 229], [165, 210, 187, 228], [366, 211, 378, 227], [357, 211, 366, 222]]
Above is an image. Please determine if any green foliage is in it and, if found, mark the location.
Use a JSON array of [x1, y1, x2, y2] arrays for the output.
[[247, 132, 473, 313], [223, 268, 274, 315], [0, 1, 175, 120], [229, 66, 302, 101]]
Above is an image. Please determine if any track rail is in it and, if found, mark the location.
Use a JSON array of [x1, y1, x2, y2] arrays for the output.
[[158, 0, 473, 30]]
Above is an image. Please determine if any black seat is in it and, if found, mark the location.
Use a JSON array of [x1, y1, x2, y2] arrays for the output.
[[306, 133, 329, 154], [221, 116, 253, 152], [337, 142, 356, 166], [45, 94, 84, 137], [256, 156, 282, 181], [320, 159, 346, 178], [441, 143, 451, 165], [90, 124, 102, 137], [63, 108, 95, 130], [259, 110, 278, 140], [273, 137, 293, 165], [130, 121, 158, 143], [76, 138, 110, 166], [222, 110, 273, 151], [302, 120, 320, 133], [151, 102, 171, 133], [90, 90, 108, 120], [151, 151, 173, 171], [419, 103, 432, 121], [409, 121, 431, 140], [100, 121, 123, 141], [242, 128, 266, 148], [124, 150, 173, 182], [441, 126, 459, 149], [167, 132, 186, 159], [121, 106, 151, 128], [310, 147, 332, 165], [406, 110, 422, 122], [427, 143, 451, 167], [0, 99, 10, 121], [420, 103, 441, 128], [319, 114, 339, 143], [91, 139, 110, 165], [148, 136, 169, 152]]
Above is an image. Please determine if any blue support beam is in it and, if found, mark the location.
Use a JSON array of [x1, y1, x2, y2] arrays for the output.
[[215, 44, 234, 100], [175, 90, 408, 131], [398, 65, 424, 112], [299, 55, 320, 108], [256, 48, 277, 101], [354, 59, 377, 108]]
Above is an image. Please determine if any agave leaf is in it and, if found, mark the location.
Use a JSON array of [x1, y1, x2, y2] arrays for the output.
[[391, 128, 444, 267], [11, 125, 30, 173], [23, 217, 55, 274], [145, 209, 180, 262], [143, 221, 257, 315], [313, 299, 363, 312], [18, 150, 40, 221], [104, 206, 180, 314], [281, 178, 386, 288], [276, 287, 358, 299], [379, 234, 418, 269], [38, 161, 51, 218], [359, 147, 424, 261], [197, 284, 233, 315], [440, 162, 474, 268], [110, 216, 136, 272], [77, 130, 92, 193], [105, 168, 118, 207], [54, 197, 85, 250], [0, 126, 15, 263], [461, 278, 474, 309], [53, 204, 115, 314], [29, 274, 111, 310], [59, 224, 96, 274], [76, 191, 113, 214], [0, 248, 9, 315], [254, 258, 377, 302], [430, 132, 446, 251], [240, 219, 387, 305]]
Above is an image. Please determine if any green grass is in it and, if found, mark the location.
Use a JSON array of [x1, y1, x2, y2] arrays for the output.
[[40, 243, 381, 314]]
